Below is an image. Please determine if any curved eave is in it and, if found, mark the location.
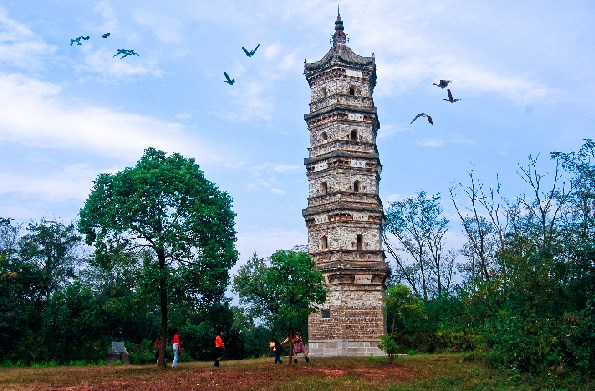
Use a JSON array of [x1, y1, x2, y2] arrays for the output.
[[304, 104, 377, 122], [304, 149, 380, 165], [303, 202, 384, 217], [305, 46, 375, 76]]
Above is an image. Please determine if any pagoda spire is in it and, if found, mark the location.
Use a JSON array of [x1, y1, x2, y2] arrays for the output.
[[332, 5, 347, 47]]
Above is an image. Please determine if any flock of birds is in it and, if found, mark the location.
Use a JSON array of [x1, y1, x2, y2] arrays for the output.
[[70, 32, 138, 59], [71, 31, 258, 83], [70, 32, 456, 119], [223, 44, 261, 85], [410, 79, 461, 126]]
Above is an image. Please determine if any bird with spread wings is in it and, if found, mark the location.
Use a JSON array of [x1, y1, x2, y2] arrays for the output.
[[410, 113, 434, 125], [443, 89, 461, 103], [70, 36, 90, 46], [224, 72, 235, 85], [113, 49, 139, 59], [242, 44, 260, 57], [433, 79, 452, 89]]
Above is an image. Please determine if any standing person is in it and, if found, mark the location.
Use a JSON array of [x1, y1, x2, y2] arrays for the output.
[[214, 330, 224, 367], [283, 331, 309, 363], [155, 337, 161, 365], [171, 329, 181, 368], [270, 338, 284, 364]]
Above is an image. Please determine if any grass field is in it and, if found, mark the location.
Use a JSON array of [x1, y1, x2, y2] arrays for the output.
[[0, 353, 588, 390]]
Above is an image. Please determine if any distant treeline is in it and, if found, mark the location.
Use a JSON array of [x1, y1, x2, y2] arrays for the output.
[[0, 214, 272, 364]]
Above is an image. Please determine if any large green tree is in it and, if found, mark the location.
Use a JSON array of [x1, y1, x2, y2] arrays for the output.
[[79, 147, 237, 368], [232, 249, 326, 361]]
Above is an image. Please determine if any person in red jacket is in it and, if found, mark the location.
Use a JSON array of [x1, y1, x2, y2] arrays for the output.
[[171, 329, 181, 368], [213, 330, 224, 367]]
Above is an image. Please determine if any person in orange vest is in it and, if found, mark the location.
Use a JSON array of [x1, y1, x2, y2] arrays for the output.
[[214, 330, 224, 367]]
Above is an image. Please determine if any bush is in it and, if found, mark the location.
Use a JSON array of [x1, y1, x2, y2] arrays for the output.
[[378, 334, 400, 363], [127, 339, 158, 365]]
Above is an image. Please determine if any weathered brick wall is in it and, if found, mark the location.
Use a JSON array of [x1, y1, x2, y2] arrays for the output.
[[307, 224, 382, 252], [309, 285, 385, 341], [310, 75, 372, 101], [309, 121, 376, 149], [308, 174, 378, 198]]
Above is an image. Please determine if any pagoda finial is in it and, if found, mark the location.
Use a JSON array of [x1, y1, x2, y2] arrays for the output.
[[335, 5, 344, 32], [332, 4, 347, 47]]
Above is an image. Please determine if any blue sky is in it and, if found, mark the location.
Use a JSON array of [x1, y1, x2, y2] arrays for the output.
[[1, 1, 594, 271]]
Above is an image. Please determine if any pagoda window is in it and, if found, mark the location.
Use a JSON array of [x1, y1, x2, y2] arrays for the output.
[[321, 131, 328, 142], [349, 86, 355, 96], [350, 130, 358, 140], [321, 87, 327, 98], [356, 234, 363, 250], [321, 235, 328, 250], [320, 181, 328, 194], [353, 180, 360, 192]]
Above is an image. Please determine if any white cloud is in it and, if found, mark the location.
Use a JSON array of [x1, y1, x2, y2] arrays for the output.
[[93, 1, 119, 34], [132, 9, 183, 44], [377, 123, 408, 139], [278, 50, 303, 74], [0, 163, 95, 201], [246, 177, 286, 195], [0, 73, 221, 162], [214, 80, 274, 123], [263, 43, 282, 60], [81, 47, 163, 79], [244, 163, 301, 195], [0, 7, 56, 70], [341, 1, 554, 106]]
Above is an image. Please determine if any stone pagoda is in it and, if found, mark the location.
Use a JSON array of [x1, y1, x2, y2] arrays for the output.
[[303, 9, 388, 357]]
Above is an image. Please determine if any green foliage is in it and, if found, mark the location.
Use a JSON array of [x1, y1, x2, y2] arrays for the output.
[[18, 219, 82, 300], [383, 284, 424, 336], [78, 147, 238, 368], [378, 334, 399, 363], [451, 139, 595, 379], [79, 147, 238, 305], [0, 218, 85, 364], [40, 282, 106, 364], [127, 339, 157, 365], [233, 248, 326, 341]]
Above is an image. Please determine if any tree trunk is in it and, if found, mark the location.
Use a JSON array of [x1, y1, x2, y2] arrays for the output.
[[158, 248, 168, 369], [288, 328, 294, 364]]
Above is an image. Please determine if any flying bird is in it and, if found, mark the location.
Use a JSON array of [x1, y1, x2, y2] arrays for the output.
[[410, 113, 433, 125], [101, 33, 111, 38], [70, 36, 90, 45], [223, 72, 235, 85], [112, 49, 139, 59], [443, 89, 461, 103], [433, 79, 452, 89], [242, 44, 260, 57]]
